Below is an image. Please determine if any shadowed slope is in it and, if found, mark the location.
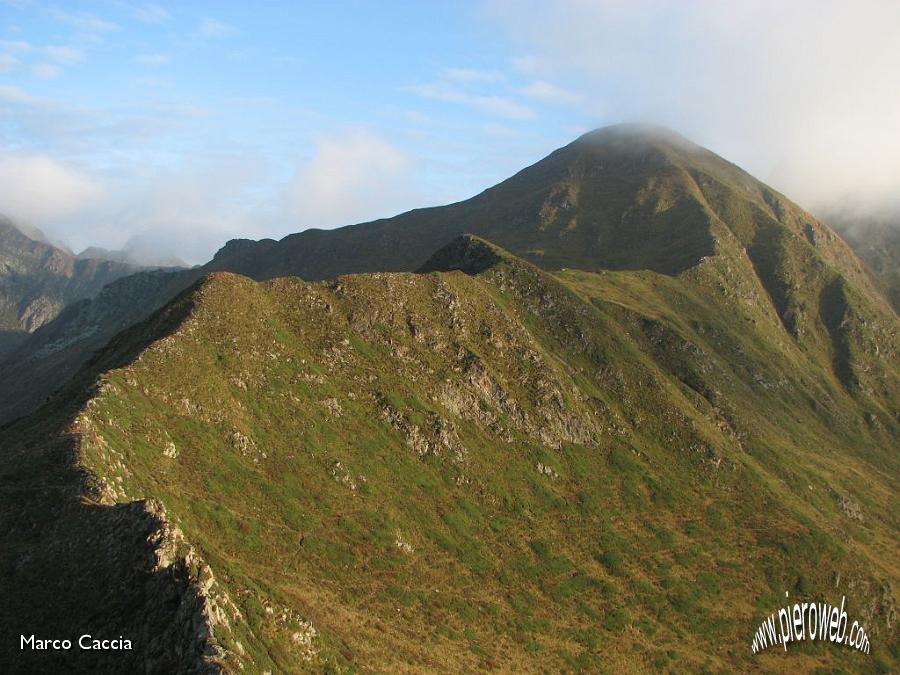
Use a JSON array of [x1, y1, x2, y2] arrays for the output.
[[0, 281, 226, 672]]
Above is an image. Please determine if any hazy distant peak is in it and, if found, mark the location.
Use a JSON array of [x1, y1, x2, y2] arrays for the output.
[[77, 246, 129, 263], [0, 215, 51, 245], [572, 123, 699, 150], [76, 245, 189, 269]]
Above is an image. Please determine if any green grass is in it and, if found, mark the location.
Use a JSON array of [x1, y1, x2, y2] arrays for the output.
[[1, 231, 896, 672]]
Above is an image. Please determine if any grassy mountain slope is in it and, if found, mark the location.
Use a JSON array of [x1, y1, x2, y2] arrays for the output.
[[2, 236, 896, 672]]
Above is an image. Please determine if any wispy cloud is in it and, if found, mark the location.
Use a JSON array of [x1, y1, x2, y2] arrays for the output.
[[445, 67, 505, 83], [0, 43, 83, 77], [407, 82, 535, 120], [73, 157, 272, 264], [198, 17, 237, 38], [0, 84, 209, 158], [0, 39, 31, 52], [0, 84, 39, 104], [520, 80, 582, 105], [47, 7, 119, 33], [43, 45, 84, 63], [0, 94, 257, 262]]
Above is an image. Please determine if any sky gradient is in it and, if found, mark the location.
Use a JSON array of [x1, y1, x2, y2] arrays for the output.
[[2, 1, 898, 263]]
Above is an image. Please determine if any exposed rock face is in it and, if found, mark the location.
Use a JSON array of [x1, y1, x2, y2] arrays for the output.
[[79, 497, 236, 674]]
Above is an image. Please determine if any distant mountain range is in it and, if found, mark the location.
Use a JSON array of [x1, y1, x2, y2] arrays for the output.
[[75, 246, 189, 270], [0, 217, 142, 354], [825, 211, 900, 312], [0, 126, 896, 672]]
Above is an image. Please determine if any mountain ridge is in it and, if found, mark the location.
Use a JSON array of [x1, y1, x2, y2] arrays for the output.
[[206, 124, 881, 296], [2, 124, 894, 429], [1, 232, 896, 670]]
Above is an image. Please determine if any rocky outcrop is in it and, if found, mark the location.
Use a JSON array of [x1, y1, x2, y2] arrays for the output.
[[416, 235, 506, 276]]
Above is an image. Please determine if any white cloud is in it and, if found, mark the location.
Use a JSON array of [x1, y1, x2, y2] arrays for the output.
[[1, 154, 276, 264], [0, 42, 82, 77], [0, 154, 103, 225], [199, 17, 236, 38], [520, 80, 582, 105], [74, 158, 270, 263], [489, 0, 900, 210], [407, 82, 535, 120], [31, 62, 61, 79], [43, 45, 84, 63], [0, 90, 265, 264], [445, 67, 505, 83], [48, 8, 119, 33], [0, 84, 38, 103], [0, 84, 215, 156], [287, 129, 419, 229]]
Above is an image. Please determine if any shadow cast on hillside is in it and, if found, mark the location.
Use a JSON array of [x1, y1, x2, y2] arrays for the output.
[[0, 280, 221, 673]]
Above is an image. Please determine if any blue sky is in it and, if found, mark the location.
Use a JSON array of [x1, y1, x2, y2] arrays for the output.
[[2, 1, 898, 262]]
